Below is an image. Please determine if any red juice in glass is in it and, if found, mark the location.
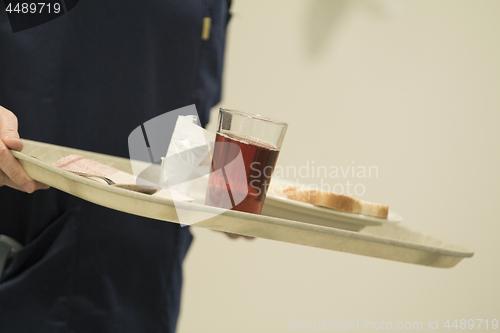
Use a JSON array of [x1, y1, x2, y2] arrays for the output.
[[206, 131, 280, 214], [205, 108, 287, 215]]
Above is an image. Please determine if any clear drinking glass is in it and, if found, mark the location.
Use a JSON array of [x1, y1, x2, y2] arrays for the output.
[[205, 108, 288, 214]]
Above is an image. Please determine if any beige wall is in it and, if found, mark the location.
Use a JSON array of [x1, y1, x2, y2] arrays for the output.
[[178, 1, 500, 332]]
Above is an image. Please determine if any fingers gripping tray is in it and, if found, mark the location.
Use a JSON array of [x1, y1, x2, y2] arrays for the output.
[[12, 140, 474, 268]]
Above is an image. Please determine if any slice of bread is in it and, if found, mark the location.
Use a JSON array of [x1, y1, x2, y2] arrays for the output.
[[270, 183, 389, 219]]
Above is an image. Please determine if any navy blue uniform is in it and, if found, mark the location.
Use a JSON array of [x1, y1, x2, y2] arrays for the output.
[[0, 1, 231, 332]]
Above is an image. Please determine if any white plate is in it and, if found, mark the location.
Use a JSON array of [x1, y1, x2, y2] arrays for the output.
[[262, 183, 402, 232]]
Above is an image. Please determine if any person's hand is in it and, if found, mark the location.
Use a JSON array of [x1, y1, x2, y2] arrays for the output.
[[217, 231, 255, 240], [0, 105, 49, 193]]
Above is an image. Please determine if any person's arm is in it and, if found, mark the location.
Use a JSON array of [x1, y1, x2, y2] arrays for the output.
[[0, 105, 49, 192]]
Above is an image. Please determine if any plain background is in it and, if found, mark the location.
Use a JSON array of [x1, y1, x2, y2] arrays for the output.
[[178, 1, 500, 332]]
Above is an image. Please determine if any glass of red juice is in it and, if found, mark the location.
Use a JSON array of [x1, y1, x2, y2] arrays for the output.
[[205, 108, 288, 214]]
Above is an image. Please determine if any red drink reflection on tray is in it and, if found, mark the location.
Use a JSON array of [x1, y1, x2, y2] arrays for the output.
[[205, 130, 280, 214]]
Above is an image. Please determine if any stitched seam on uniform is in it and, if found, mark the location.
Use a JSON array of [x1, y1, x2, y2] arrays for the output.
[[189, 0, 209, 107], [67, 207, 80, 333], [163, 225, 181, 332]]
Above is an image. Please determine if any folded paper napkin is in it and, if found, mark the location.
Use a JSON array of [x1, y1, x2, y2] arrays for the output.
[[53, 155, 193, 202]]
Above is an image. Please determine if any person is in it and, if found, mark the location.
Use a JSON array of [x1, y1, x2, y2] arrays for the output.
[[0, 1, 232, 332]]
